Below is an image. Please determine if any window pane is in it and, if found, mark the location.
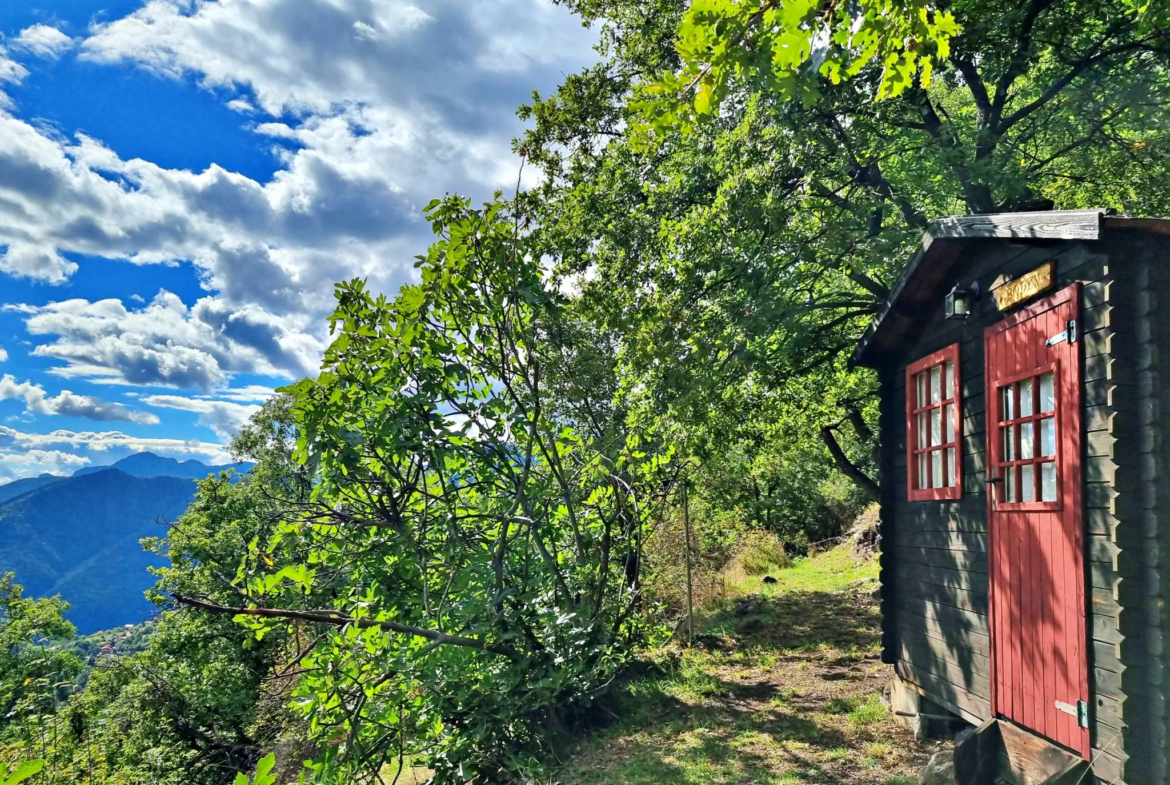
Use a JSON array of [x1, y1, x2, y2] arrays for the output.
[[1002, 385, 1015, 421], [947, 447, 956, 487], [1041, 462, 1057, 501], [1040, 417, 1055, 457], [918, 454, 928, 490], [1021, 464, 1035, 503], [1040, 372, 1055, 413], [917, 372, 926, 407], [917, 413, 928, 448], [1005, 466, 1016, 502], [1003, 425, 1015, 462], [931, 408, 942, 446], [945, 404, 956, 444], [1020, 377, 1034, 417], [932, 450, 943, 489], [930, 366, 942, 404], [945, 361, 955, 400], [1021, 422, 1034, 460]]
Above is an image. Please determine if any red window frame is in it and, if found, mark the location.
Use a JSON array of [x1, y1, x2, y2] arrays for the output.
[[906, 344, 962, 501], [990, 362, 1062, 511]]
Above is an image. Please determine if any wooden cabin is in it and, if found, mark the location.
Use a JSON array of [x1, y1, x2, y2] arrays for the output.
[[852, 209, 1170, 784]]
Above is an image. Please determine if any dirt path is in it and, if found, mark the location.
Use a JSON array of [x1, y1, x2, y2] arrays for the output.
[[557, 577, 947, 784]]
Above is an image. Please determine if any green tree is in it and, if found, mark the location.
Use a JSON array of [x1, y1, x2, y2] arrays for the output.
[[33, 397, 316, 785], [523, 0, 1170, 497], [178, 196, 680, 783]]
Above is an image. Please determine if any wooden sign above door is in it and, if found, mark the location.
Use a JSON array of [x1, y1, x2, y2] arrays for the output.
[[992, 261, 1055, 312]]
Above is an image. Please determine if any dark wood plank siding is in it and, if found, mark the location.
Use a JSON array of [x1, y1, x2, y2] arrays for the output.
[[880, 238, 1135, 779], [1116, 228, 1170, 784]]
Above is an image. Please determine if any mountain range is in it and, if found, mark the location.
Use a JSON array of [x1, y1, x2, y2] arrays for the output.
[[0, 454, 250, 633]]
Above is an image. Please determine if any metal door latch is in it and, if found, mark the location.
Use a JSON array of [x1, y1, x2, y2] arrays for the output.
[[1055, 699, 1090, 729], [1047, 319, 1077, 347]]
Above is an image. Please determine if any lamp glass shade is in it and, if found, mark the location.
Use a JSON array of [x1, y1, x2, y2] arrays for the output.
[[945, 286, 970, 319]]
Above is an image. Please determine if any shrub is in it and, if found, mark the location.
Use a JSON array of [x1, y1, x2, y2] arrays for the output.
[[733, 530, 790, 575]]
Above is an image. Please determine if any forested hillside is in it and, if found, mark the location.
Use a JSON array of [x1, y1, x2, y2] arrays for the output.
[[0, 470, 196, 632]]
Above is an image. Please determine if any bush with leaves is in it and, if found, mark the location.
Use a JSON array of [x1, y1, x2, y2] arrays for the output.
[[178, 196, 680, 782]]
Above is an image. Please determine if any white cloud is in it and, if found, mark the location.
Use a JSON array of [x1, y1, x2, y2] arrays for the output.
[[0, 374, 159, 424], [0, 242, 78, 284], [225, 97, 255, 113], [142, 394, 260, 439], [0, 348, 7, 362], [0, 424, 230, 481], [13, 24, 75, 60], [0, 448, 90, 481], [200, 385, 276, 403], [0, 424, 230, 459], [19, 292, 322, 391], [0, 45, 29, 109], [0, 0, 595, 398]]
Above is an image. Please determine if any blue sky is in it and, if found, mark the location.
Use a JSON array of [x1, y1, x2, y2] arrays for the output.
[[0, 0, 597, 482]]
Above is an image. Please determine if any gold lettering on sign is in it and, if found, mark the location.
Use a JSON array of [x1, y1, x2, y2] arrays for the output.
[[993, 261, 1055, 311]]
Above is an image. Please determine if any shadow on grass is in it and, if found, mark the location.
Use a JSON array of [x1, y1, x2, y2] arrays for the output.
[[709, 588, 882, 652], [559, 589, 895, 784]]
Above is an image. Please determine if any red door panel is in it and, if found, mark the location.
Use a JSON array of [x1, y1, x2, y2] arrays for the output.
[[984, 284, 1088, 757]]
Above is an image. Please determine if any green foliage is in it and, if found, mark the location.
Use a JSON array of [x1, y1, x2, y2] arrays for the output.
[[221, 196, 680, 782], [233, 753, 276, 785], [638, 0, 961, 131], [0, 760, 43, 785], [0, 399, 314, 785], [0, 574, 82, 735], [733, 531, 789, 576], [525, 0, 1170, 520]]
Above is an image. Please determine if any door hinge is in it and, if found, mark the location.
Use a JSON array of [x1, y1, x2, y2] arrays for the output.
[[1055, 699, 1090, 729], [1047, 319, 1077, 347]]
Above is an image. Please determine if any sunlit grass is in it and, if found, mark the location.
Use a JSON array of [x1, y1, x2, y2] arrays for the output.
[[554, 545, 928, 785]]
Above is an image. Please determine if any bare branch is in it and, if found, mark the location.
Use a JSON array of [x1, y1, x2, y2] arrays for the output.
[[173, 594, 519, 660]]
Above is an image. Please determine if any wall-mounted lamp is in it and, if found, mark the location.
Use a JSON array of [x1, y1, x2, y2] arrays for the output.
[[945, 281, 979, 320]]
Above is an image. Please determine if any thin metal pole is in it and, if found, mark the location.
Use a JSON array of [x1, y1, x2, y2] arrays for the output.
[[682, 479, 694, 645]]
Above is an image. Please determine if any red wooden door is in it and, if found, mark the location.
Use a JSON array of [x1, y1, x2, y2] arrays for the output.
[[984, 284, 1088, 757]]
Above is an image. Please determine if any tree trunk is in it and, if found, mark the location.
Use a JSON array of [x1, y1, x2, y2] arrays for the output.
[[820, 426, 879, 501]]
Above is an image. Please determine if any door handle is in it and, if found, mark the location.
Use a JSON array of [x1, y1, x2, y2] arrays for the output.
[[986, 473, 1001, 509]]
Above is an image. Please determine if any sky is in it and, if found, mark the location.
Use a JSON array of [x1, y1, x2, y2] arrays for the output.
[[0, 0, 598, 482]]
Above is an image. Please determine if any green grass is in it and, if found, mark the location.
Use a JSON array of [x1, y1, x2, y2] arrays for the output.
[[554, 545, 931, 785], [724, 545, 879, 597]]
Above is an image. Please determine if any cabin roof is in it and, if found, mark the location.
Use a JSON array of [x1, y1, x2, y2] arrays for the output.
[[851, 209, 1170, 368]]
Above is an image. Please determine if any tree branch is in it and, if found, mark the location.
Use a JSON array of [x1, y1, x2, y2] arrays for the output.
[[820, 426, 879, 501], [173, 594, 519, 660]]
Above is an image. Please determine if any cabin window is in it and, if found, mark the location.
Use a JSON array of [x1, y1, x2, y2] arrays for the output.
[[994, 368, 1059, 507], [906, 344, 961, 501]]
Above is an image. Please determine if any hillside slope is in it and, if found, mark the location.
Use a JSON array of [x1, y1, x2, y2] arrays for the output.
[[0, 469, 198, 633], [0, 474, 63, 504]]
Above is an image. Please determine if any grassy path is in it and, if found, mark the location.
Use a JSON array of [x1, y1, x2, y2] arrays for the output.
[[555, 547, 943, 784]]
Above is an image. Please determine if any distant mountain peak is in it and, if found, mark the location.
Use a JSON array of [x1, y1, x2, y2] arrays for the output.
[[73, 452, 251, 480]]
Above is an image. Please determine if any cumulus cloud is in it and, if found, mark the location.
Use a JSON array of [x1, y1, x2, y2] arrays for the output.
[[0, 242, 78, 284], [0, 348, 7, 362], [19, 292, 322, 391], [142, 394, 261, 439], [0, 449, 90, 481], [0, 0, 595, 470], [13, 24, 75, 60], [0, 374, 159, 424], [225, 97, 255, 113], [0, 424, 230, 458], [0, 424, 230, 481]]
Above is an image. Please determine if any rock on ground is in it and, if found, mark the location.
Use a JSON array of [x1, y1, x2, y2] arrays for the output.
[[917, 750, 955, 785]]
